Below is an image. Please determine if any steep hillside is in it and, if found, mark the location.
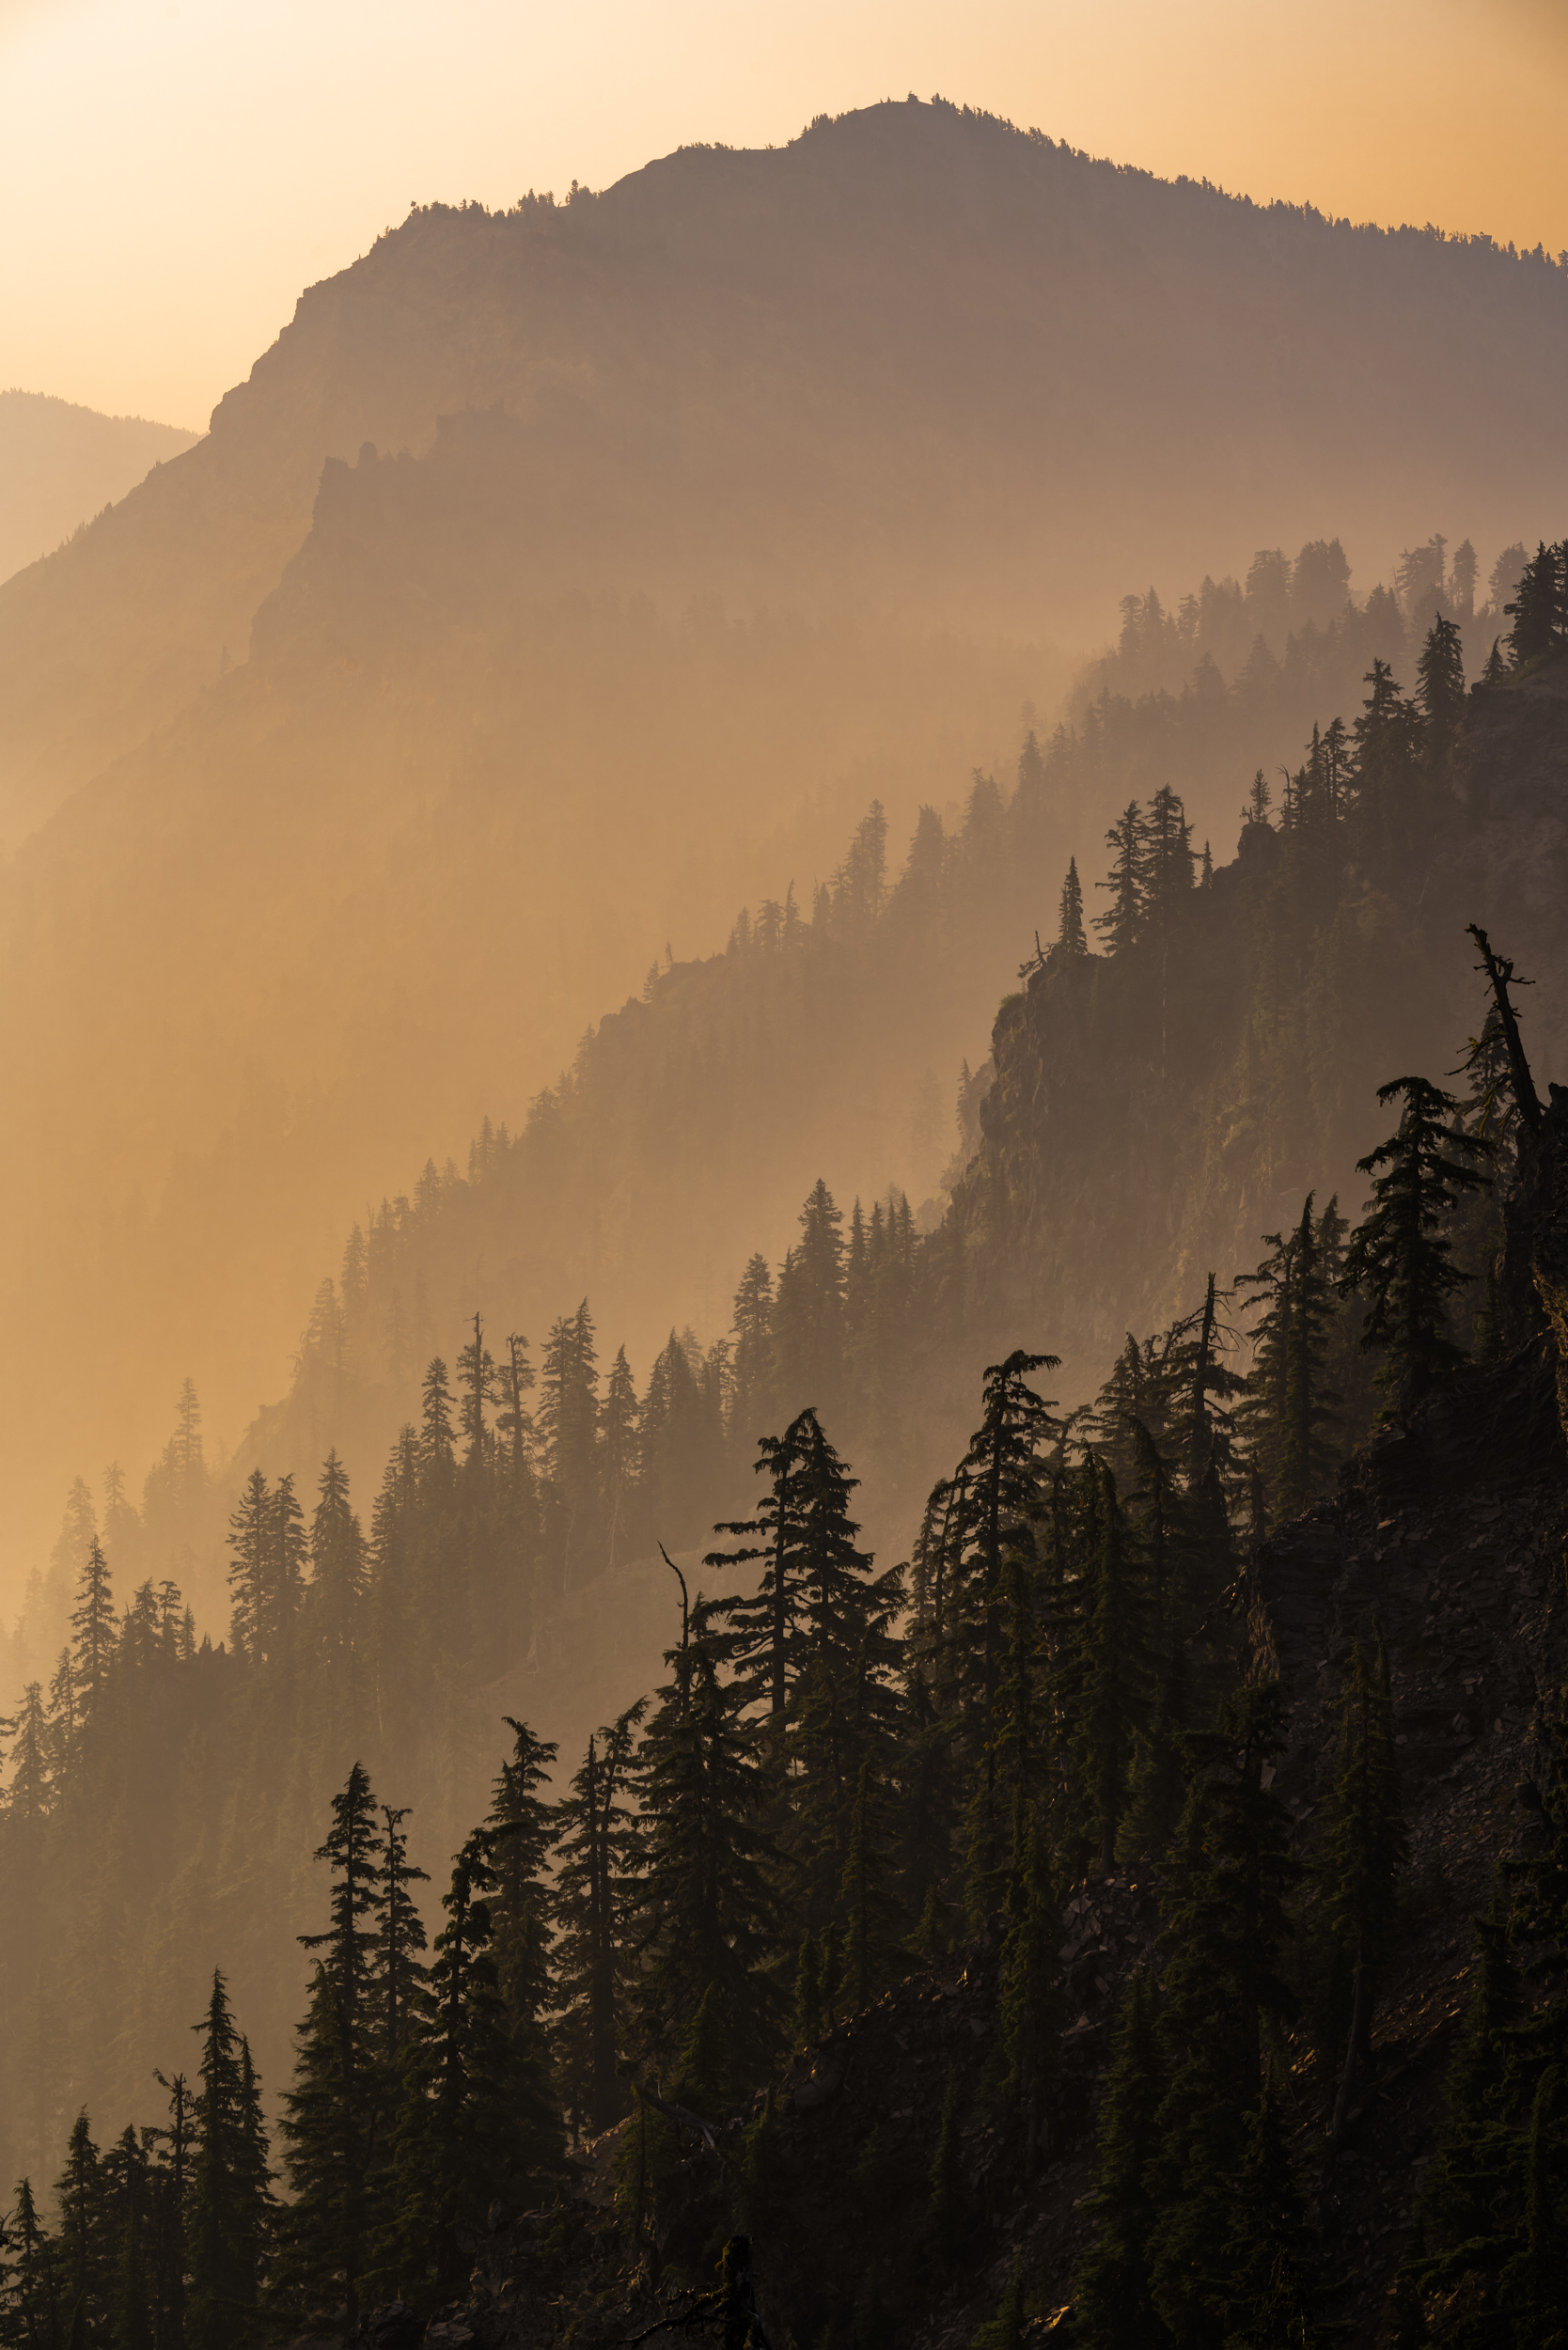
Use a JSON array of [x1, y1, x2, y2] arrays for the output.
[[432, 1338, 1568, 2350], [331, 1039, 1568, 2350], [0, 93, 1560, 1584], [198, 637, 1568, 1602], [3, 649, 1565, 2316], [0, 493, 1460, 1586], [0, 391, 197, 596], [953, 655, 1568, 1371]]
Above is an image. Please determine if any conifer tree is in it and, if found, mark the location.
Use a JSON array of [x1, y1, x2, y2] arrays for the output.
[[771, 1182, 848, 1420], [43, 1653, 77, 1796], [416, 1358, 458, 1507], [552, 1705, 645, 2134], [950, 1353, 1060, 1742], [1174, 1273, 1244, 1488], [729, 1256, 776, 1457], [485, 1717, 559, 2044], [270, 1472, 308, 1664], [1093, 803, 1148, 954], [784, 1418, 906, 1921], [538, 1305, 600, 1551], [998, 1801, 1063, 2168], [455, 1312, 496, 1476], [69, 1542, 115, 1713], [1416, 613, 1466, 776], [1416, 1891, 1522, 2311], [1323, 1629, 1407, 2142], [146, 2069, 193, 2350], [1146, 1683, 1299, 2346], [103, 2123, 152, 2350], [628, 1646, 783, 2103], [188, 1974, 269, 2350], [1341, 1075, 1493, 1416], [973, 2260, 1027, 2350], [375, 1806, 429, 2068], [496, 1330, 535, 1486], [1239, 1197, 1341, 1522], [480, 1722, 566, 2176], [1504, 539, 1565, 666], [226, 1472, 271, 1663], [1241, 771, 1272, 829], [276, 1766, 386, 2328], [1348, 657, 1423, 863], [377, 1836, 557, 2311], [0, 2177, 60, 2350], [1074, 1463, 1146, 1870], [1143, 785, 1195, 930], [308, 1452, 367, 1673], [1056, 859, 1089, 960], [1073, 1970, 1169, 2349], [838, 1756, 903, 2014], [54, 2115, 107, 2345], [600, 1348, 640, 1568], [639, 1332, 716, 1544]]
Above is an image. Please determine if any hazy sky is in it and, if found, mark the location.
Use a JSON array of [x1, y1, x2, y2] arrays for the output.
[[2, 0, 1567, 429]]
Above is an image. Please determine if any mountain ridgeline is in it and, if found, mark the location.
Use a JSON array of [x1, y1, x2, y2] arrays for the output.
[[6, 99, 1567, 831], [3, 562, 1568, 2344], [1, 90, 1567, 1584], [0, 391, 197, 590]]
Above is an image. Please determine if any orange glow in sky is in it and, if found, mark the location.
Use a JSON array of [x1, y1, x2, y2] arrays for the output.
[[2, 0, 1566, 428]]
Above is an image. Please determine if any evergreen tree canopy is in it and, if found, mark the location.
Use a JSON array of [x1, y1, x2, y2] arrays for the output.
[[1341, 1074, 1493, 1416]]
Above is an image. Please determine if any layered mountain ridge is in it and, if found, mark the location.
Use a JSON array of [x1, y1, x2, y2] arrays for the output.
[[2, 96, 1564, 1583]]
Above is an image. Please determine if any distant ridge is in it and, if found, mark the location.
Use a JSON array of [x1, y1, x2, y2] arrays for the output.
[[4, 98, 1567, 842], [0, 387, 198, 588], [0, 96, 1565, 1584]]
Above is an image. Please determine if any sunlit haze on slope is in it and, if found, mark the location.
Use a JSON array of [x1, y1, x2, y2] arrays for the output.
[[2, 0, 1567, 426]]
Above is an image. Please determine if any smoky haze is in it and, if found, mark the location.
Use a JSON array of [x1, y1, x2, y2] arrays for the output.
[[2, 102, 1566, 1620], [6, 77, 1568, 2326]]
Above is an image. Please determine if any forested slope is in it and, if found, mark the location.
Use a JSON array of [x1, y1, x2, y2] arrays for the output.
[[1, 92, 1560, 1574], [4, 572, 1566, 2240], [1, 671, 1565, 2346]]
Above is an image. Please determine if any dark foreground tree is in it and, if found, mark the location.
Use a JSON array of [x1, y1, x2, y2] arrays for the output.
[[375, 1835, 563, 2311], [1341, 1075, 1492, 1417], [1073, 1969, 1169, 2350], [188, 1974, 271, 2350]]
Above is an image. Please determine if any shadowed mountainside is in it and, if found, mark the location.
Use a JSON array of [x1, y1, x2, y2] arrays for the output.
[[1, 97, 1564, 1584], [5, 98, 1567, 839]]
